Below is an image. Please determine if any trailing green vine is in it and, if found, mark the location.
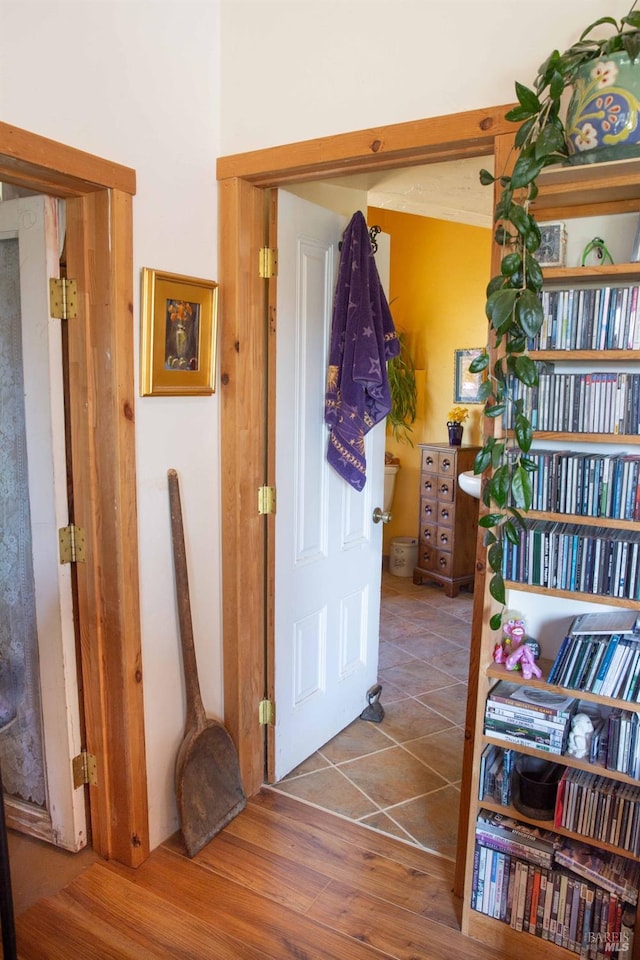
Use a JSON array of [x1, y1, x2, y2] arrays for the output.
[[469, 5, 640, 630], [387, 331, 417, 445]]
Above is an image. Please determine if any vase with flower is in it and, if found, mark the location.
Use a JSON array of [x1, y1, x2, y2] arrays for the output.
[[447, 405, 468, 446]]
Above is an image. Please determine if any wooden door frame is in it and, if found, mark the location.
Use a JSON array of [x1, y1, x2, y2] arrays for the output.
[[216, 104, 515, 804], [0, 122, 149, 867]]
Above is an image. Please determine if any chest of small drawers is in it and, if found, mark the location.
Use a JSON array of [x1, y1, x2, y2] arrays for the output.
[[413, 442, 480, 597]]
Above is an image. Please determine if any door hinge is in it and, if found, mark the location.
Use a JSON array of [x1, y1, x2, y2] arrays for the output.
[[258, 247, 278, 279], [259, 699, 275, 726], [72, 751, 97, 788], [258, 485, 276, 515], [58, 524, 86, 564], [49, 277, 78, 320]]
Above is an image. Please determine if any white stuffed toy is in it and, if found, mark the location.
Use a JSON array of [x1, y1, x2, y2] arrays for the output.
[[567, 713, 594, 759]]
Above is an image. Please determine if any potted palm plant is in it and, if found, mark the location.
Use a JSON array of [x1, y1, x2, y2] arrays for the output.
[[387, 331, 417, 445], [471, 5, 640, 628]]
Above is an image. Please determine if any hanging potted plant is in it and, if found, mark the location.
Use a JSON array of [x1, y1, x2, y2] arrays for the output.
[[470, 5, 640, 629], [386, 331, 417, 445]]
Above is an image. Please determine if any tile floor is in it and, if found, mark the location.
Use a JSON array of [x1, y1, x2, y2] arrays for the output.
[[272, 567, 474, 860]]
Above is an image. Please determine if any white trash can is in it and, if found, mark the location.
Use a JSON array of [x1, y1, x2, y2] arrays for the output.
[[389, 536, 418, 577]]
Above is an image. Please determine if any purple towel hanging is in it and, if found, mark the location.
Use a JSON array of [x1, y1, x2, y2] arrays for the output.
[[324, 212, 399, 490]]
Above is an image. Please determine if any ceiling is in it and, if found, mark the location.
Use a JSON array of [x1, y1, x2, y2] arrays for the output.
[[326, 155, 495, 228]]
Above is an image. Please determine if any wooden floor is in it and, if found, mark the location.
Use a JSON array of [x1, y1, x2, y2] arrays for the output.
[[16, 789, 506, 959]]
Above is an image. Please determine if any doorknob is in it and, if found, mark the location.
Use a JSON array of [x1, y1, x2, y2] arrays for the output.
[[372, 507, 392, 524]]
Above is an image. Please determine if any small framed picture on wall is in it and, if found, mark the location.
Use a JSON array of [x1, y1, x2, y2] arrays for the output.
[[453, 348, 484, 404], [534, 221, 567, 267]]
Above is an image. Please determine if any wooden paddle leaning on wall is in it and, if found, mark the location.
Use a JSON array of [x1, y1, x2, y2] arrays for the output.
[[168, 468, 246, 857]]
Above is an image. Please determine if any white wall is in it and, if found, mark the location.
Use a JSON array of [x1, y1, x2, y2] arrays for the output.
[[2, 0, 637, 851], [219, 0, 636, 155], [1, 0, 222, 848]]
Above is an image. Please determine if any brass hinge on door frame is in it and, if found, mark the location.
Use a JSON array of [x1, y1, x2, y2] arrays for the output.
[[259, 699, 275, 726], [258, 485, 276, 515], [258, 247, 278, 279], [72, 751, 98, 788], [58, 524, 86, 564], [49, 278, 78, 320]]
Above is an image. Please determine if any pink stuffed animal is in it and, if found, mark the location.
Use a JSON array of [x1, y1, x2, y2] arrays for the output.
[[504, 642, 543, 680]]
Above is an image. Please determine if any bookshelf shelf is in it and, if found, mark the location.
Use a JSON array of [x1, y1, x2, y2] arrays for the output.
[[525, 511, 639, 531], [482, 733, 640, 789], [542, 264, 640, 284], [504, 581, 640, 609], [478, 797, 640, 863], [531, 350, 640, 361], [486, 661, 640, 714], [462, 153, 640, 960], [507, 431, 640, 445]]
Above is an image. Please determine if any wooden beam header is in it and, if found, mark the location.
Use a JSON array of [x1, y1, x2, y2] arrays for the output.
[[0, 121, 136, 197], [216, 104, 517, 187]]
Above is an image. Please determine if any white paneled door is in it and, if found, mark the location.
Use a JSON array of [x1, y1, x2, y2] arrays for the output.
[[273, 190, 386, 780], [0, 196, 87, 850]]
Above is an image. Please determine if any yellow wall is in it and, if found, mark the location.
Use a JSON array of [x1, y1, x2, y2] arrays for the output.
[[368, 207, 492, 552]]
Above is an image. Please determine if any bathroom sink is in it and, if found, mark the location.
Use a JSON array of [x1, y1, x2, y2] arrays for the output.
[[458, 470, 481, 499]]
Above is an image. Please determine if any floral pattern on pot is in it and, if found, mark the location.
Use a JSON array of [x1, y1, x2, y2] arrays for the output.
[[566, 52, 640, 164]]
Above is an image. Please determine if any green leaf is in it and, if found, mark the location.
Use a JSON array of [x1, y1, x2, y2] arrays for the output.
[[515, 81, 541, 113], [483, 530, 497, 547], [505, 104, 536, 123], [501, 252, 522, 277], [506, 332, 528, 354], [491, 442, 505, 468], [624, 33, 640, 62], [507, 505, 528, 529], [534, 123, 565, 159], [508, 203, 531, 235], [514, 116, 536, 150], [477, 380, 494, 402], [469, 352, 489, 373], [536, 49, 560, 83], [516, 288, 544, 337], [504, 519, 521, 546], [507, 506, 527, 530], [488, 541, 503, 571], [491, 464, 510, 508], [479, 513, 506, 528], [490, 612, 504, 632], [524, 221, 542, 252], [494, 225, 513, 245], [486, 275, 505, 297], [510, 152, 546, 189], [489, 572, 506, 605], [525, 254, 544, 289], [474, 446, 493, 475], [548, 71, 566, 101], [486, 287, 517, 328], [479, 168, 496, 185], [511, 462, 533, 509], [485, 402, 506, 419], [514, 354, 538, 387], [580, 16, 619, 42], [514, 413, 533, 454]]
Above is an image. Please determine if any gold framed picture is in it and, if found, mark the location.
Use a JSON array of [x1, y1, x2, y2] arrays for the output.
[[454, 348, 485, 403], [140, 268, 218, 397]]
